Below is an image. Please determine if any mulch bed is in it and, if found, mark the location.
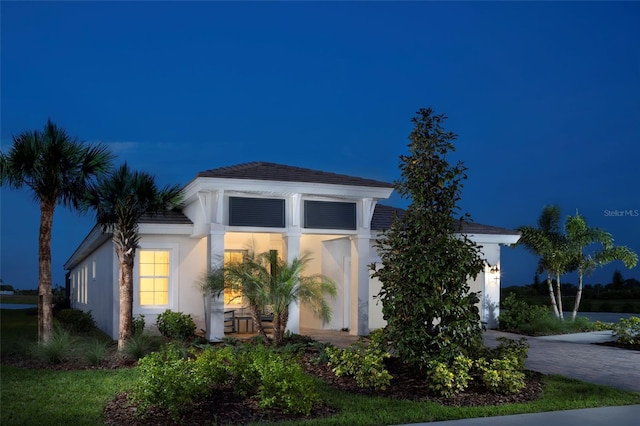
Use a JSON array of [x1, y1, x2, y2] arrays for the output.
[[101, 348, 545, 425], [3, 342, 545, 425]]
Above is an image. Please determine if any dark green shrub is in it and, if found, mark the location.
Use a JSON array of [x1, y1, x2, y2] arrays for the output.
[[132, 314, 146, 336], [156, 310, 196, 341], [499, 294, 550, 332], [130, 343, 202, 416], [193, 346, 235, 385], [326, 338, 392, 390], [249, 346, 319, 415], [54, 308, 96, 332]]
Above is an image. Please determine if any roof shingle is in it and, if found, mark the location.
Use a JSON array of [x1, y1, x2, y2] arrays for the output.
[[371, 204, 519, 235], [195, 162, 394, 188]]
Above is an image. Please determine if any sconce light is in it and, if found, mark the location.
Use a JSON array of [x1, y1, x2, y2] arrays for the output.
[[489, 265, 500, 274]]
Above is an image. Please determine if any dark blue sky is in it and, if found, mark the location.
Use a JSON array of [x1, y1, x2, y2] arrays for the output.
[[2, 1, 639, 290]]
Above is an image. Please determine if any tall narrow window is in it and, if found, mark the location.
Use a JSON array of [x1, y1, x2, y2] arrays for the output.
[[139, 250, 170, 306], [224, 250, 247, 304]]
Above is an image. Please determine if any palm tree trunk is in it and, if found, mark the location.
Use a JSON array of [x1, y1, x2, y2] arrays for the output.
[[555, 271, 564, 320], [117, 248, 135, 351], [248, 301, 270, 341], [545, 273, 560, 318], [273, 309, 289, 347], [571, 272, 584, 320], [38, 201, 55, 343]]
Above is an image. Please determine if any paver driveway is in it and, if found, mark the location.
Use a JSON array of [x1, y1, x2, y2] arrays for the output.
[[484, 330, 640, 392]]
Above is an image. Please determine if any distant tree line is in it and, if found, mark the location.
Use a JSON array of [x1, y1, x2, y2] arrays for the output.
[[503, 270, 640, 313]]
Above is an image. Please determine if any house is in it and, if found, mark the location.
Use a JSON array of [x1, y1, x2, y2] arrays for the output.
[[64, 162, 520, 340]]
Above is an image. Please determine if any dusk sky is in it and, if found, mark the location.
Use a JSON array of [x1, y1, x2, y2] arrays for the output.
[[1, 1, 639, 291]]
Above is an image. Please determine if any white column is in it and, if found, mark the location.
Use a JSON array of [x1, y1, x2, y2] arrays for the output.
[[206, 224, 226, 341], [284, 227, 301, 333], [350, 232, 370, 336], [482, 244, 501, 328]]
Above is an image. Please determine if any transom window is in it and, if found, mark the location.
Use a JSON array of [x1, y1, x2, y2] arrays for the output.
[[139, 250, 170, 306]]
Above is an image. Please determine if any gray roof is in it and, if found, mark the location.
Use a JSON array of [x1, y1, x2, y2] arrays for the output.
[[195, 162, 395, 188], [371, 204, 520, 235], [139, 210, 192, 224]]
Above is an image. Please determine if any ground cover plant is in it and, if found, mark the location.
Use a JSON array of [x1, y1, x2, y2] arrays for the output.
[[2, 307, 640, 425]]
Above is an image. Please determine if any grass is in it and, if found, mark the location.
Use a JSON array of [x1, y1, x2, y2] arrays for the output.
[[276, 377, 640, 426], [2, 307, 640, 425], [517, 315, 601, 336], [1, 365, 139, 425], [0, 294, 38, 305]]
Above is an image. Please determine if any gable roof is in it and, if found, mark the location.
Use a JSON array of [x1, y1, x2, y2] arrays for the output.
[[371, 204, 520, 236], [195, 161, 395, 189]]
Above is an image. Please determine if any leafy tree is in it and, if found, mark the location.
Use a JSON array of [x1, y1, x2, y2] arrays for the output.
[[516, 205, 574, 319], [83, 163, 182, 350], [0, 120, 113, 342], [566, 213, 637, 319], [611, 270, 625, 289], [225, 250, 337, 346], [372, 107, 485, 370]]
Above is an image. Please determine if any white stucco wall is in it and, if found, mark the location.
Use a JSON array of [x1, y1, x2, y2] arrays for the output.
[[69, 239, 117, 338], [132, 234, 207, 334]]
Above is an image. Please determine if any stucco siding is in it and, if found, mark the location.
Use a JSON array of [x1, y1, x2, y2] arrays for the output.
[[70, 238, 117, 338]]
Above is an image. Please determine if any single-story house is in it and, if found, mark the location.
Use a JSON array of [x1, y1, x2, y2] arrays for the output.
[[64, 162, 520, 340]]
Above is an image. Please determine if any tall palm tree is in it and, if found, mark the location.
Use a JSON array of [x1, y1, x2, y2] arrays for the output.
[[83, 163, 182, 350], [1, 120, 113, 342], [566, 212, 637, 320], [517, 205, 574, 319], [226, 250, 337, 346]]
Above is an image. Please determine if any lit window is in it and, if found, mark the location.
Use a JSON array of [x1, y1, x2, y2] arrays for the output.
[[139, 250, 170, 306], [224, 250, 246, 304]]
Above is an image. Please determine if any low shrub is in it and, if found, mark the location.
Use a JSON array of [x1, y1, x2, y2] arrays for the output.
[[612, 316, 640, 345], [485, 337, 529, 370], [193, 346, 235, 386], [32, 327, 78, 364], [249, 346, 319, 415], [132, 315, 146, 336], [55, 309, 96, 333], [476, 356, 526, 394], [499, 294, 550, 332], [123, 333, 164, 360], [156, 310, 196, 341], [130, 343, 202, 417], [326, 338, 392, 390], [83, 340, 109, 366], [426, 355, 473, 397]]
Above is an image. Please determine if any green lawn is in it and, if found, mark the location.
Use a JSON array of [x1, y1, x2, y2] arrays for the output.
[[2, 308, 640, 426], [0, 294, 38, 305]]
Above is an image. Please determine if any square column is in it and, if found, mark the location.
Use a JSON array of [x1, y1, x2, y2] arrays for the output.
[[284, 228, 301, 333], [350, 233, 371, 336], [206, 224, 226, 341]]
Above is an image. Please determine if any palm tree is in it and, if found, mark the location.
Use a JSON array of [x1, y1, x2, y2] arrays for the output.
[[1, 120, 113, 342], [83, 163, 182, 350], [566, 212, 638, 320], [517, 205, 575, 319], [226, 250, 337, 346]]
